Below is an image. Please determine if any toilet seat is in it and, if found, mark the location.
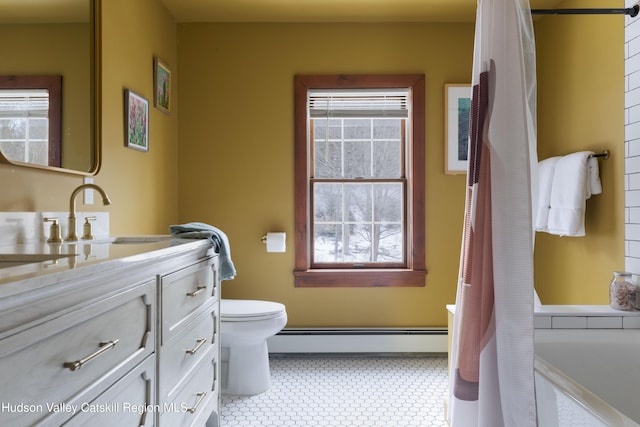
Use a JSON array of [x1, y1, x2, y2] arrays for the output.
[[221, 299, 286, 322]]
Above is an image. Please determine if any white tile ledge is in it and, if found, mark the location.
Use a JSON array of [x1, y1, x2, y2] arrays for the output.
[[447, 303, 640, 316], [535, 304, 640, 316], [448, 304, 640, 329], [533, 305, 640, 329]]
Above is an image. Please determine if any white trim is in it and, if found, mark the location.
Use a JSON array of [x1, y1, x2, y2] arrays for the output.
[[267, 327, 448, 354]]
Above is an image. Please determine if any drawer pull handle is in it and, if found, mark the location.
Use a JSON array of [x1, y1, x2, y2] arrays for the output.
[[186, 392, 207, 414], [139, 407, 149, 427], [186, 286, 206, 297], [63, 339, 119, 371], [186, 338, 207, 355]]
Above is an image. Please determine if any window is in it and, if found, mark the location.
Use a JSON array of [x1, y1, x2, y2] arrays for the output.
[[294, 74, 426, 287], [0, 75, 61, 168]]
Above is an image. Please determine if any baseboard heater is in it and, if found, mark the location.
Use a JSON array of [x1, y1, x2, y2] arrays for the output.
[[267, 327, 448, 354]]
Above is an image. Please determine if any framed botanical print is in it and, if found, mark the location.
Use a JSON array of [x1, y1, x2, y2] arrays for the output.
[[154, 57, 171, 114], [125, 89, 149, 152]]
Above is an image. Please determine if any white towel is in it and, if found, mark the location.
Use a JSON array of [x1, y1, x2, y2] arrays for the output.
[[588, 156, 602, 196], [535, 156, 560, 232], [545, 151, 601, 237]]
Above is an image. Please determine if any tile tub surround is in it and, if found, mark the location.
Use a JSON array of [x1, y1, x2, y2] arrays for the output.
[[446, 304, 640, 329], [533, 304, 640, 329], [626, 0, 640, 275]]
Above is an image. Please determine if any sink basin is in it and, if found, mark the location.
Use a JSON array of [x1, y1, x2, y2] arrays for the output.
[[91, 236, 173, 245], [0, 253, 77, 268]]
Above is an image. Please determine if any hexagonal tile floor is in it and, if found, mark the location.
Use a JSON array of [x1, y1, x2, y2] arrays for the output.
[[221, 355, 449, 426]]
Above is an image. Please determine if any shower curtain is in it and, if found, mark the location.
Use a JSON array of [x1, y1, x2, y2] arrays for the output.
[[447, 0, 538, 425]]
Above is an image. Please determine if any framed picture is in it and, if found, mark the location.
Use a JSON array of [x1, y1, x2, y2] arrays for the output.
[[445, 84, 472, 174], [125, 89, 149, 152], [154, 57, 171, 114]]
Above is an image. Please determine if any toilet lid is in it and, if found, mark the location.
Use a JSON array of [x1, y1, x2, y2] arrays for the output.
[[221, 299, 286, 321]]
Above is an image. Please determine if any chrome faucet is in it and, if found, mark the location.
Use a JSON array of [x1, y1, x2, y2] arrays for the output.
[[67, 184, 111, 241]]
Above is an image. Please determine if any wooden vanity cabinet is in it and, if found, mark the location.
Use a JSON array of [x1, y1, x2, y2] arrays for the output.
[[0, 279, 156, 427], [0, 242, 220, 427], [64, 356, 156, 427], [158, 258, 220, 426]]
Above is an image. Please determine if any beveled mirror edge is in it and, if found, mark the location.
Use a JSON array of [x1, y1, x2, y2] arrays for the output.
[[0, 0, 101, 176]]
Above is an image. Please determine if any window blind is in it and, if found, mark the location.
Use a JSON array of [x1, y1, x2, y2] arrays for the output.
[[0, 89, 49, 119], [308, 89, 409, 118]]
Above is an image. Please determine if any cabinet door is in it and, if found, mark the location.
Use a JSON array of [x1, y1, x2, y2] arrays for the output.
[[63, 355, 155, 427], [160, 304, 218, 403], [0, 280, 155, 427], [161, 260, 216, 344], [159, 349, 218, 427]]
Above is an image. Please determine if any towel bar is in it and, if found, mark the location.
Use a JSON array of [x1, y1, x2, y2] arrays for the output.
[[588, 150, 609, 160], [531, 6, 638, 17]]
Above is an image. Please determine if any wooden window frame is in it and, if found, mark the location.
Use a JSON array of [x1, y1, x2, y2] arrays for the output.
[[294, 74, 426, 288]]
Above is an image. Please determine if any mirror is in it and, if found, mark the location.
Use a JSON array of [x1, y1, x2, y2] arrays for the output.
[[0, 0, 100, 175]]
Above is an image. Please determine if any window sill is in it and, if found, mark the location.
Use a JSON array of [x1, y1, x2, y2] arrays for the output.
[[294, 269, 426, 288]]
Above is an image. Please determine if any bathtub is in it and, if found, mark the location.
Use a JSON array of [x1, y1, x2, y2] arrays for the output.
[[447, 304, 640, 426], [535, 329, 639, 426], [535, 305, 640, 426]]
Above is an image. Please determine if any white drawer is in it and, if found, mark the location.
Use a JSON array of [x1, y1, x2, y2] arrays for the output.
[[64, 355, 155, 427], [161, 260, 216, 343], [159, 348, 218, 427], [160, 305, 218, 402], [0, 280, 155, 427]]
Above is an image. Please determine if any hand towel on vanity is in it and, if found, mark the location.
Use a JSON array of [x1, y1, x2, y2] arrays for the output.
[[169, 222, 236, 280], [546, 151, 602, 237]]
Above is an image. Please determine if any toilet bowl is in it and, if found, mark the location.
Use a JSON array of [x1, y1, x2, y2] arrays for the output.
[[220, 299, 287, 396]]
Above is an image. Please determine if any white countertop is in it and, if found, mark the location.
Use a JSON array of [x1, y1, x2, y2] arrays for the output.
[[0, 236, 213, 296]]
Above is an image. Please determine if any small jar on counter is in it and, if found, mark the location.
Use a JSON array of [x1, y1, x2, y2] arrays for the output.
[[609, 271, 638, 311]]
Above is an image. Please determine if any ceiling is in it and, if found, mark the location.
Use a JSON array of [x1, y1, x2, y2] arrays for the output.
[[159, 0, 565, 23], [0, 0, 573, 24]]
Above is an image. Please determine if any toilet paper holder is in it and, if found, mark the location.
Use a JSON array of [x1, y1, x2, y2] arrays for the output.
[[261, 232, 286, 253]]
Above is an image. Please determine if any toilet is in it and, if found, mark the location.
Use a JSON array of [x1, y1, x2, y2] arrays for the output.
[[220, 299, 287, 396]]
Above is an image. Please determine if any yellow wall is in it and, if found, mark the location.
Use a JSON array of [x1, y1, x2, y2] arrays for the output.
[[99, 0, 180, 234], [177, 22, 474, 327], [0, 0, 181, 235], [177, 13, 624, 326], [534, 0, 625, 304], [0, 0, 625, 327]]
